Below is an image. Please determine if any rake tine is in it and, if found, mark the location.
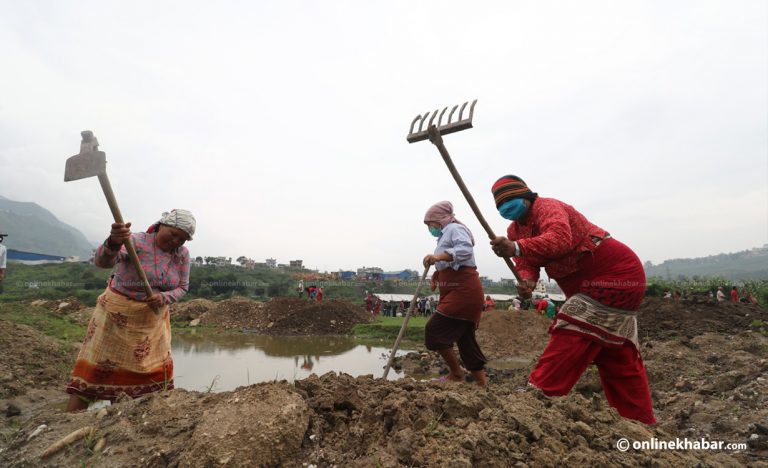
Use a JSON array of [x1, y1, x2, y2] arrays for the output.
[[437, 107, 448, 127], [447, 105, 459, 124], [458, 101, 469, 121], [417, 111, 430, 133], [467, 99, 477, 122], [428, 109, 439, 127], [409, 115, 421, 136]]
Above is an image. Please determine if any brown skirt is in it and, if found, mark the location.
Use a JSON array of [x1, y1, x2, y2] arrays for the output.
[[433, 266, 484, 326], [66, 288, 173, 401]]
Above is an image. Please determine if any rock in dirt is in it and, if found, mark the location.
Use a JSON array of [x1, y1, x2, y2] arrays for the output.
[[5, 403, 21, 417]]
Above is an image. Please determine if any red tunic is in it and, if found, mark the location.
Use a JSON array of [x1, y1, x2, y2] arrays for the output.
[[506, 197, 608, 281]]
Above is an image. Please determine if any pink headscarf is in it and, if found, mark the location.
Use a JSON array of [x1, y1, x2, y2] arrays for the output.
[[423, 201, 474, 245]]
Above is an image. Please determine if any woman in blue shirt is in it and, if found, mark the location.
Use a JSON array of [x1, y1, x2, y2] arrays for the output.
[[422, 201, 487, 387]]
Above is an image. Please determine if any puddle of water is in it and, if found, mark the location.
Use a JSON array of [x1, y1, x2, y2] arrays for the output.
[[171, 331, 414, 392]]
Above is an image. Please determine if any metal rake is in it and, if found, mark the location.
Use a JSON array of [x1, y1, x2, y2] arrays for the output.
[[406, 100, 523, 283]]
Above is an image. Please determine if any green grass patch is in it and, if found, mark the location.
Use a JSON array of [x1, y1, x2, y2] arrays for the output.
[[0, 303, 85, 345], [351, 315, 428, 341]]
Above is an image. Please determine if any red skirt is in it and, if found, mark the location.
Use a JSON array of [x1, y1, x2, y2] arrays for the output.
[[555, 238, 646, 311], [433, 267, 484, 326]]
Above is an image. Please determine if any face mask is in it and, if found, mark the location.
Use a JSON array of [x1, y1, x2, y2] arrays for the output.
[[428, 226, 442, 237], [498, 198, 528, 220]]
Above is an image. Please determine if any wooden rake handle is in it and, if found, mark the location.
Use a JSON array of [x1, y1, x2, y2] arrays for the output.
[[97, 173, 156, 301], [427, 125, 523, 283], [382, 265, 431, 379]]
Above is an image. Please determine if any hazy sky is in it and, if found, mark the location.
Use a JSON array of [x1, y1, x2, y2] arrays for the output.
[[1, 1, 766, 280]]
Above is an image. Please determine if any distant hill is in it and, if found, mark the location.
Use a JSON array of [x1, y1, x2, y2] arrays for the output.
[[644, 245, 768, 281], [0, 195, 95, 259]]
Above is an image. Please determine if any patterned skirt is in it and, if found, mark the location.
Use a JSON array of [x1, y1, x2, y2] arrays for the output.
[[66, 288, 173, 401]]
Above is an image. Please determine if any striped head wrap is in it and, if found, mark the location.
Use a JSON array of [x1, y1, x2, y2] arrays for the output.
[[491, 175, 538, 208]]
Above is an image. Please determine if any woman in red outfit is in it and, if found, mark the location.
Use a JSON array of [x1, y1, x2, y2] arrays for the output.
[[489, 175, 655, 425]]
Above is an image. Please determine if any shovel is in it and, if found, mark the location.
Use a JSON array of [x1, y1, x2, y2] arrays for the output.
[[64, 131, 155, 302], [382, 265, 431, 379], [406, 101, 523, 283]]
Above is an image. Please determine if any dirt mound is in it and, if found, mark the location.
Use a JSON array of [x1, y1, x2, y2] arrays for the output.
[[0, 319, 78, 443], [261, 298, 374, 335], [170, 298, 216, 321], [0, 374, 752, 467], [29, 297, 87, 312], [184, 297, 373, 334], [197, 297, 264, 329], [637, 297, 768, 340], [0, 320, 74, 399]]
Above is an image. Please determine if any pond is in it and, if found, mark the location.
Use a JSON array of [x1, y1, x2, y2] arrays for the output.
[[171, 331, 415, 392]]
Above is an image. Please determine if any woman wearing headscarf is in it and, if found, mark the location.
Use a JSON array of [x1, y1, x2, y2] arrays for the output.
[[66, 209, 196, 412], [489, 175, 655, 425], [423, 201, 487, 387]]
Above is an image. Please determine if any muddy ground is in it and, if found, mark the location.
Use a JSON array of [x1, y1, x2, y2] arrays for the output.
[[1, 296, 767, 466]]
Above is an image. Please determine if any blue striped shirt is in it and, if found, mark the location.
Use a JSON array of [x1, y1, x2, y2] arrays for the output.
[[433, 223, 476, 271]]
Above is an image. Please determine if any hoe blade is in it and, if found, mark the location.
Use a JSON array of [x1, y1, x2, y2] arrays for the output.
[[64, 130, 106, 182]]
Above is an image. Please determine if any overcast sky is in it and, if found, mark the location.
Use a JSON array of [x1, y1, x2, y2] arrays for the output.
[[1, 1, 766, 280]]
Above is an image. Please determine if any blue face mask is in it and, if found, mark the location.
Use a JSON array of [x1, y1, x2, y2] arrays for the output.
[[428, 226, 442, 237], [498, 199, 528, 220]]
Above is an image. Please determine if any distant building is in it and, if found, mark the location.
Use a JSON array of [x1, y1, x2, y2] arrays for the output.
[[499, 278, 516, 287], [338, 270, 357, 280], [289, 260, 303, 269], [7, 249, 66, 265], [382, 270, 417, 280], [265, 258, 277, 268]]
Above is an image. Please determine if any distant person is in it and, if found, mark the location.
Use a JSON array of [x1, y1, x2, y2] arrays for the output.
[[741, 290, 758, 304], [297, 280, 305, 297], [535, 297, 549, 315], [0, 233, 7, 293], [317, 287, 324, 302], [418, 297, 427, 315], [489, 174, 654, 424], [423, 201, 487, 387], [663, 290, 672, 299], [365, 293, 373, 314], [716, 287, 726, 302], [483, 295, 496, 311], [730, 286, 739, 303], [425, 297, 433, 316], [373, 297, 382, 316], [545, 299, 557, 319], [307, 285, 317, 301], [66, 209, 195, 412], [511, 296, 522, 310]]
